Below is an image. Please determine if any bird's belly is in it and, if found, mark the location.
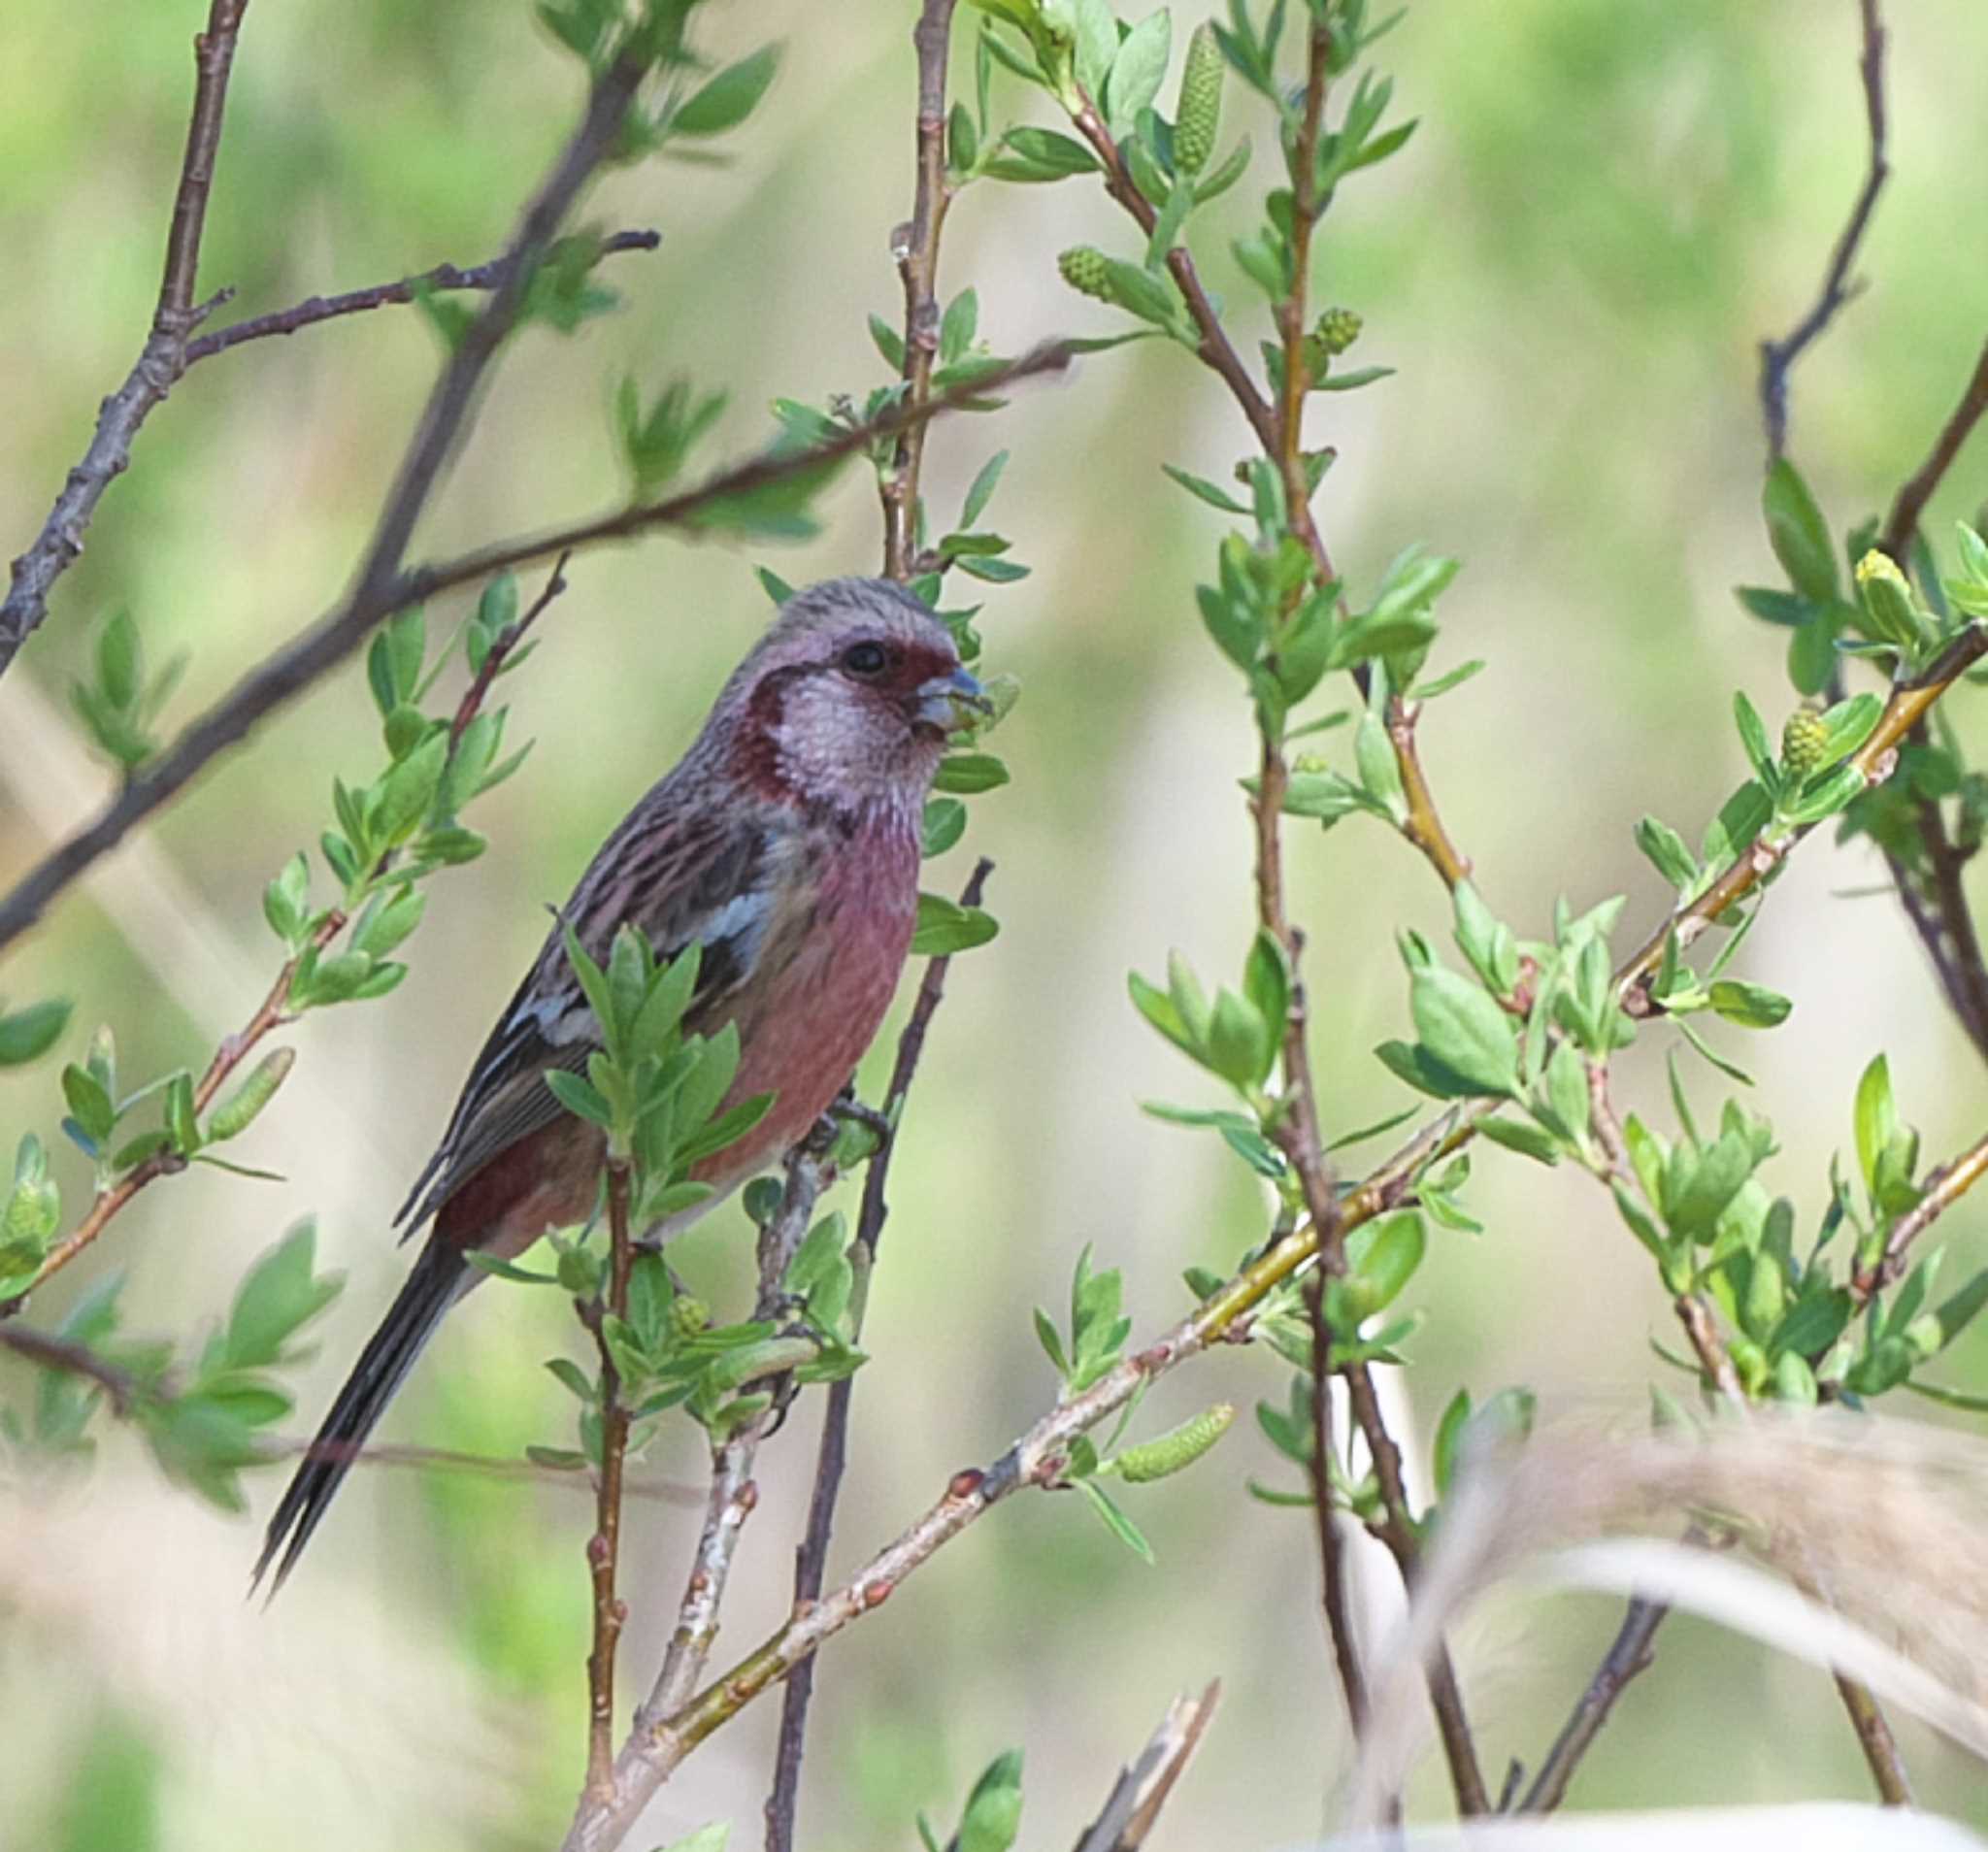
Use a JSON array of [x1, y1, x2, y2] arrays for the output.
[[693, 837, 917, 1192]]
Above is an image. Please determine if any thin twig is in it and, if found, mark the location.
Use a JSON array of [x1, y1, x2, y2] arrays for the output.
[[0, 908, 343, 1315], [1756, 0, 1888, 460], [450, 548, 572, 750], [1066, 102, 1276, 452], [764, 857, 993, 1852], [0, 552, 575, 1316], [1304, 1273, 1372, 1742], [643, 1149, 832, 1736], [265, 1435, 703, 1502], [583, 1154, 638, 1803], [1882, 333, 1988, 560], [1519, 1598, 1668, 1811], [879, 0, 959, 582], [1884, 803, 1988, 1063], [184, 231, 660, 364], [0, 1323, 140, 1414], [0, 342, 1072, 960], [1071, 1681, 1222, 1852], [1616, 621, 1988, 1012], [0, 0, 251, 678], [1853, 1122, 1988, 1300]]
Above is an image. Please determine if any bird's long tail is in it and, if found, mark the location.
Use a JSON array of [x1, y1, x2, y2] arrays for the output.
[[253, 1237, 466, 1596]]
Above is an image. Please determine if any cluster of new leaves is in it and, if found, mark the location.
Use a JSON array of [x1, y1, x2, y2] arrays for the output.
[[0, 579, 537, 1474], [1033, 1244, 1237, 1561], [470, 924, 862, 1455], [70, 610, 187, 774], [1, 1222, 343, 1511], [1738, 461, 1988, 875], [916, 1750, 1025, 1852]]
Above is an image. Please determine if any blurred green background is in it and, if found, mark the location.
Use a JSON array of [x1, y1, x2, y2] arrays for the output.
[[5, 0, 1988, 1845]]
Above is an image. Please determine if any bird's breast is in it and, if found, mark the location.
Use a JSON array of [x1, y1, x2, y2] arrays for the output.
[[694, 807, 921, 1184]]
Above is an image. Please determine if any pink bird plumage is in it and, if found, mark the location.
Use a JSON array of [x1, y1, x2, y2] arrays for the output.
[[257, 577, 983, 1590]]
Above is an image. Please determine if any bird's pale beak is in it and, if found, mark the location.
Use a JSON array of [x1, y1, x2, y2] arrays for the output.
[[912, 666, 991, 737]]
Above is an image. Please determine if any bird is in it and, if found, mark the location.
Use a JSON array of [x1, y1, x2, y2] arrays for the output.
[[255, 576, 986, 1591]]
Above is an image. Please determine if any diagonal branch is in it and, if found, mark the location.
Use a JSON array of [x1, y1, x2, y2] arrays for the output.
[[1852, 1121, 1988, 1301], [0, 340, 1073, 961], [1756, 0, 1888, 460], [1882, 332, 1988, 561], [0, 0, 251, 677], [1072, 1681, 1221, 1852], [184, 230, 660, 364], [1519, 1597, 1668, 1811], [0, 555, 574, 1318]]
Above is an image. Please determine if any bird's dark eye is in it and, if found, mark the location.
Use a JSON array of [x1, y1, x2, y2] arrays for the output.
[[841, 641, 891, 678]]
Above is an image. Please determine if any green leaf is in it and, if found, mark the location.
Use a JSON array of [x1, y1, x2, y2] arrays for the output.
[[993, 125, 1101, 179], [1733, 692, 1774, 784], [1763, 457, 1839, 604], [1161, 462, 1249, 513], [1242, 931, 1291, 1048], [1352, 1210, 1424, 1312], [1354, 712, 1407, 820], [911, 893, 1000, 956], [546, 1069, 613, 1128], [921, 797, 968, 858], [1313, 364, 1396, 393], [61, 1061, 116, 1143], [961, 449, 1010, 526], [1478, 1116, 1561, 1165], [1075, 1476, 1156, 1565], [1128, 972, 1199, 1058], [1635, 815, 1698, 891], [939, 287, 979, 365], [0, 998, 71, 1067], [1206, 987, 1271, 1089], [1706, 980, 1792, 1029], [1736, 585, 1814, 627], [673, 46, 779, 135], [225, 1221, 343, 1369], [1409, 967, 1518, 1097], [956, 1750, 1025, 1852], [934, 752, 1010, 794], [1854, 1054, 1896, 1201], [1104, 10, 1172, 138]]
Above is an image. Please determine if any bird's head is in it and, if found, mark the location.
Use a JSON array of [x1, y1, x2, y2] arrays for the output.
[[715, 577, 987, 817]]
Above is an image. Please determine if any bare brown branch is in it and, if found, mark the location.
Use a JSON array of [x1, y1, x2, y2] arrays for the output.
[[879, 0, 960, 581], [184, 231, 660, 364], [1072, 1681, 1221, 1852], [1883, 333, 1988, 561], [1519, 1597, 1668, 1811], [0, 0, 251, 677], [1853, 1122, 1988, 1301], [0, 1323, 141, 1414], [1757, 0, 1888, 460], [0, 342, 1071, 961], [582, 1154, 638, 1803]]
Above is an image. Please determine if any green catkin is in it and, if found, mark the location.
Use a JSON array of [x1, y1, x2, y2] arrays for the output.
[[1114, 1402, 1236, 1482], [1056, 245, 1113, 303], [206, 1047, 297, 1142], [1781, 708, 1831, 779], [1175, 22, 1225, 176]]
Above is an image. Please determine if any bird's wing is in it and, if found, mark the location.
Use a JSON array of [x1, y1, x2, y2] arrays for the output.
[[394, 803, 776, 1236]]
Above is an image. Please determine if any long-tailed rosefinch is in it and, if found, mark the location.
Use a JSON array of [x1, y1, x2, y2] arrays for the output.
[[256, 577, 985, 1590]]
